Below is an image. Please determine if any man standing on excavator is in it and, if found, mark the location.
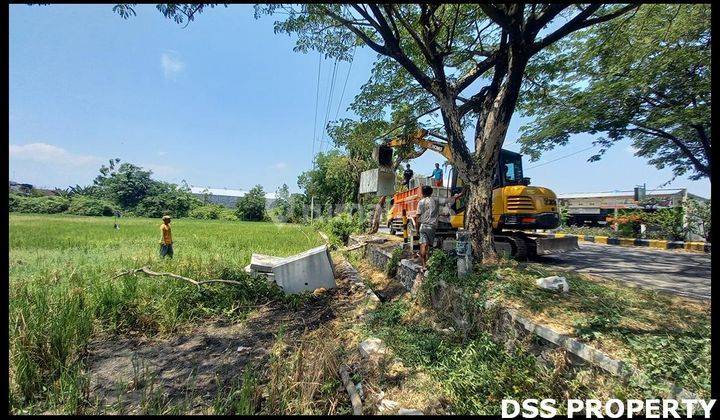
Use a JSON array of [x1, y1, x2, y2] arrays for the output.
[[430, 163, 443, 187], [402, 164, 414, 191]]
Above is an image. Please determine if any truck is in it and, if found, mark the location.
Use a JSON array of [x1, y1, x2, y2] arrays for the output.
[[380, 129, 579, 259]]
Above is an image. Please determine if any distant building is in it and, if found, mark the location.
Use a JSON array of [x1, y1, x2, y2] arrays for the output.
[[9, 181, 34, 195], [557, 188, 708, 226], [189, 186, 276, 209]]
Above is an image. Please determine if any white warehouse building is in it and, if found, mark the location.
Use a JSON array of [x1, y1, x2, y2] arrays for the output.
[[189, 186, 277, 209]]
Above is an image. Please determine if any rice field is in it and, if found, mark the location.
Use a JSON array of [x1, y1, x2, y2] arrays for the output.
[[9, 213, 325, 413]]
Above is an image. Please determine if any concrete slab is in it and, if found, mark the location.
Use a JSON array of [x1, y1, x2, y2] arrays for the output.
[[271, 245, 336, 294], [250, 253, 287, 273]]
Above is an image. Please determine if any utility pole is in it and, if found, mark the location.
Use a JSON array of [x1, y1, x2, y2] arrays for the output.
[[310, 196, 315, 222]]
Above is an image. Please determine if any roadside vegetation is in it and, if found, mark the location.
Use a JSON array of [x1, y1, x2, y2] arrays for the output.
[[554, 199, 711, 242], [9, 214, 324, 414], [419, 251, 711, 398]]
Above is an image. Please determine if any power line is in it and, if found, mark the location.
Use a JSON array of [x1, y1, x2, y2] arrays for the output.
[[526, 145, 597, 170], [311, 53, 322, 169], [334, 45, 357, 121], [319, 58, 339, 154]]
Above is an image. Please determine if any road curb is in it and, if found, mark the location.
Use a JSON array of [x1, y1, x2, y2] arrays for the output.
[[537, 232, 711, 253]]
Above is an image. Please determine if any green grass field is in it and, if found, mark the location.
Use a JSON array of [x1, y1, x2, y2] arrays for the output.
[[9, 213, 324, 413]]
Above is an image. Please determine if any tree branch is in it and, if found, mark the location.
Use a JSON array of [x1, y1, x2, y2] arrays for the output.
[[634, 124, 710, 176], [531, 5, 638, 53]]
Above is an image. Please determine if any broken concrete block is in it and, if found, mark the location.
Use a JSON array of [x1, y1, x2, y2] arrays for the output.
[[250, 253, 287, 273], [272, 245, 336, 295], [359, 338, 387, 359], [535, 275, 569, 293], [377, 399, 400, 413], [398, 408, 424, 415]]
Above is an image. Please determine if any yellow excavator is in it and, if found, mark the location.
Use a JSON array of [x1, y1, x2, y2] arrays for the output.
[[381, 129, 578, 259]]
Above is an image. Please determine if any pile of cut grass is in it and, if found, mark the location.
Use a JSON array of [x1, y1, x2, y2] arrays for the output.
[[9, 214, 324, 414]]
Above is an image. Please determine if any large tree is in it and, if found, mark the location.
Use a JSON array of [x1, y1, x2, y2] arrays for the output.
[[115, 3, 636, 262], [517, 4, 711, 182]]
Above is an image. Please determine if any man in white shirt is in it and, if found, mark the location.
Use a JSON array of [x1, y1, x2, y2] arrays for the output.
[[415, 185, 438, 270]]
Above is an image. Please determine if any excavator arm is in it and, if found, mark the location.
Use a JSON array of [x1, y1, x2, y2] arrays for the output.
[[384, 129, 454, 162]]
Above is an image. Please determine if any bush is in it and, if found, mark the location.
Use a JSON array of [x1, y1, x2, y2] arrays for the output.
[[9, 194, 70, 214], [644, 207, 686, 241], [313, 212, 363, 246], [189, 204, 238, 221], [66, 196, 117, 216], [134, 189, 202, 218], [236, 185, 267, 222]]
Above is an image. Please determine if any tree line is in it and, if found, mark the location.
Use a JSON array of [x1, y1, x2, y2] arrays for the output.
[[8, 159, 306, 223]]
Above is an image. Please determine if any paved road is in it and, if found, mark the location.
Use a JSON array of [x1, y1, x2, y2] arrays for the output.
[[534, 242, 711, 300], [378, 227, 711, 299]]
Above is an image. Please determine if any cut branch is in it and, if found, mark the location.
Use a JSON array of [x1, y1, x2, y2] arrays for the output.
[[113, 266, 248, 288]]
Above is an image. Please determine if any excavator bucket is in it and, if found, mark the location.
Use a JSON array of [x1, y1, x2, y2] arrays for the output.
[[533, 235, 580, 255]]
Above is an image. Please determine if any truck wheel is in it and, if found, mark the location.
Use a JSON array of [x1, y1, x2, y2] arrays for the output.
[[507, 235, 528, 261]]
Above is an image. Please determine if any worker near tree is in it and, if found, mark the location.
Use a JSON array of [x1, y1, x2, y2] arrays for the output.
[[402, 164, 414, 191], [367, 196, 386, 234], [416, 185, 438, 270], [430, 163, 443, 187], [159, 215, 173, 258]]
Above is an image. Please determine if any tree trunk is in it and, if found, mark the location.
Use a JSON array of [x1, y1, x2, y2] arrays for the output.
[[464, 174, 498, 263]]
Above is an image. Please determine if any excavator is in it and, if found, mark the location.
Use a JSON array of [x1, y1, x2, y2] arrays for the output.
[[379, 129, 579, 259]]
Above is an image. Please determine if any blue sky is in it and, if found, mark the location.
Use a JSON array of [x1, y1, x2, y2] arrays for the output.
[[9, 4, 710, 198]]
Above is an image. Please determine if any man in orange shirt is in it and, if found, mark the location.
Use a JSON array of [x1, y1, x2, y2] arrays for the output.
[[159, 215, 173, 258]]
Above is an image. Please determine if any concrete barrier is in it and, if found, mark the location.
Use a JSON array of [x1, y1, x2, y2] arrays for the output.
[[272, 245, 336, 294], [537, 232, 710, 253]]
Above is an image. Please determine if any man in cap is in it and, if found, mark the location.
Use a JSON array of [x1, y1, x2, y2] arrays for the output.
[[159, 215, 173, 258]]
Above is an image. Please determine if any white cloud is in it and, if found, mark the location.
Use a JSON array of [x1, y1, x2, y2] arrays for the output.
[[161, 51, 185, 80], [9, 143, 103, 167], [143, 163, 180, 177], [270, 162, 288, 170]]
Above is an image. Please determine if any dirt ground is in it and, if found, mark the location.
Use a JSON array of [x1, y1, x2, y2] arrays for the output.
[[86, 283, 344, 413]]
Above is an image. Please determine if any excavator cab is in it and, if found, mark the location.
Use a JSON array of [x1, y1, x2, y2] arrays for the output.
[[494, 150, 530, 188]]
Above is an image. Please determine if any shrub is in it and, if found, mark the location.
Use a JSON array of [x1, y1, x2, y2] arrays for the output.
[[189, 204, 238, 221], [644, 207, 686, 241], [66, 196, 117, 216], [9, 194, 70, 214], [313, 212, 363, 246], [236, 185, 267, 222], [134, 189, 202, 218], [189, 204, 223, 220]]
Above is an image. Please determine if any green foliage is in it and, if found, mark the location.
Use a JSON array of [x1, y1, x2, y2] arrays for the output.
[[519, 4, 711, 181], [297, 150, 359, 214], [93, 159, 155, 209], [210, 367, 261, 415], [188, 204, 238, 221], [363, 300, 629, 415], [9, 214, 324, 413], [269, 184, 291, 223], [134, 184, 202, 219], [9, 194, 70, 214], [643, 207, 686, 241], [313, 212, 363, 246], [66, 196, 118, 217], [685, 199, 711, 241], [235, 185, 267, 222], [288, 193, 308, 224], [385, 246, 404, 277]]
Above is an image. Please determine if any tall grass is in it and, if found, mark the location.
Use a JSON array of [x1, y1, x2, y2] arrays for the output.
[[9, 214, 324, 413]]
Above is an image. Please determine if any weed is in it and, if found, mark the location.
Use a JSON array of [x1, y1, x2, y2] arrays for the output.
[[9, 214, 325, 413]]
